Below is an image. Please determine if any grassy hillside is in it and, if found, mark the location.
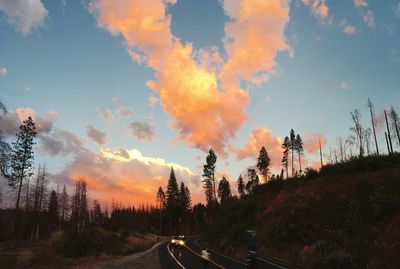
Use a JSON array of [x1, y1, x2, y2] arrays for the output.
[[205, 154, 400, 269]]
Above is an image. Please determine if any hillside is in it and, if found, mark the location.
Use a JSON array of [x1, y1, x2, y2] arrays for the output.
[[205, 154, 400, 269]]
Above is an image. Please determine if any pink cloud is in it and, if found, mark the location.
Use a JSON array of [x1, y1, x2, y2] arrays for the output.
[[232, 127, 283, 169], [303, 133, 327, 154]]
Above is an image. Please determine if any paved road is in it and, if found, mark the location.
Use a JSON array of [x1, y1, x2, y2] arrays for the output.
[[159, 238, 290, 269]]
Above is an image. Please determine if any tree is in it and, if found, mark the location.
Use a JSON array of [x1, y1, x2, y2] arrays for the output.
[[9, 116, 37, 209], [0, 101, 11, 180], [217, 176, 231, 204], [295, 134, 304, 173], [166, 167, 179, 209], [60, 184, 69, 228], [389, 106, 400, 148], [48, 190, 59, 232], [156, 186, 166, 209], [92, 199, 102, 225], [246, 168, 259, 194], [202, 149, 217, 204], [71, 178, 88, 232], [350, 109, 364, 157], [289, 129, 296, 177], [237, 174, 245, 198], [281, 136, 289, 179], [256, 146, 270, 181], [367, 98, 379, 155], [364, 128, 372, 155], [179, 181, 191, 212]]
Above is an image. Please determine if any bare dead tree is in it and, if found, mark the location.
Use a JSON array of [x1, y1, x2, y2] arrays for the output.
[[350, 109, 364, 157], [389, 106, 400, 148], [384, 110, 394, 154], [367, 98, 379, 155]]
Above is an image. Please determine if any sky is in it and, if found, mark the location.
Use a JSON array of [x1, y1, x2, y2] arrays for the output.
[[0, 0, 399, 207]]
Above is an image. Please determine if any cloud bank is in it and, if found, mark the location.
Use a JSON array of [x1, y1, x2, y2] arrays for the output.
[[89, 0, 290, 155]]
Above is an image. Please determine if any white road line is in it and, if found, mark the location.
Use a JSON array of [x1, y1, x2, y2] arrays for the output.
[[193, 239, 247, 266], [167, 242, 186, 269], [257, 257, 287, 269], [184, 242, 227, 269]]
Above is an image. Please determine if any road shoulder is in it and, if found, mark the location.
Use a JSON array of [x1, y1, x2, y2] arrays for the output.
[[102, 241, 165, 269]]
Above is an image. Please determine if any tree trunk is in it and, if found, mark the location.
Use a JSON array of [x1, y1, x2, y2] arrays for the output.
[[298, 152, 302, 173], [319, 139, 323, 168], [369, 105, 379, 155], [291, 148, 294, 177], [385, 132, 390, 154], [16, 175, 23, 209], [385, 110, 394, 153]]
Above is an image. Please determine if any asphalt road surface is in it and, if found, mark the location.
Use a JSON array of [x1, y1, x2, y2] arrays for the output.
[[158, 238, 290, 269]]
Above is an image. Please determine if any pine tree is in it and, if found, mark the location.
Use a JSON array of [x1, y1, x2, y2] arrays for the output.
[[92, 199, 102, 225], [217, 176, 231, 204], [281, 136, 290, 179], [166, 167, 179, 209], [179, 181, 191, 211], [289, 129, 296, 177], [257, 146, 270, 182], [295, 134, 304, 173], [60, 184, 69, 228], [156, 186, 166, 209], [48, 190, 59, 232], [246, 168, 259, 194], [202, 148, 217, 204], [9, 116, 37, 209], [237, 174, 245, 198]]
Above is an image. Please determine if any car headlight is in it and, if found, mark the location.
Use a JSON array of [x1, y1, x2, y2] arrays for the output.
[[179, 240, 184, 245], [171, 239, 176, 243]]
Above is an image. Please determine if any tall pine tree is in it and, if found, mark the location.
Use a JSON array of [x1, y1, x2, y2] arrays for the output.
[[202, 148, 217, 204], [281, 136, 290, 179], [10, 116, 37, 209], [257, 146, 271, 182]]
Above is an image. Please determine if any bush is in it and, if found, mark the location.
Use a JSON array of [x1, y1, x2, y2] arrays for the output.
[[52, 228, 130, 257]]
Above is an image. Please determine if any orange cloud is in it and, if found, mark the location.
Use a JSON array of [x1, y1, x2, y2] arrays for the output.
[[221, 0, 290, 87], [303, 133, 327, 154], [232, 127, 283, 169], [55, 148, 202, 207], [90, 0, 290, 155]]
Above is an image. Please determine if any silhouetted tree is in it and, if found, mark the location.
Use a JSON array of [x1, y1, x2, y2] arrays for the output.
[[364, 128, 372, 155], [60, 184, 69, 228], [179, 181, 191, 212], [281, 136, 289, 178], [384, 110, 394, 154], [367, 98, 379, 155], [166, 168, 179, 209], [9, 116, 37, 209], [295, 134, 304, 173], [246, 168, 259, 194], [350, 109, 364, 157], [156, 186, 166, 234], [48, 190, 59, 232], [237, 174, 245, 198], [91, 199, 102, 225], [290, 129, 296, 177], [217, 176, 231, 204], [202, 149, 217, 204], [389, 106, 400, 148], [257, 146, 270, 181]]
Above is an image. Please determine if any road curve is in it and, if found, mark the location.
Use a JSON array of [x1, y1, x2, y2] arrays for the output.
[[159, 238, 291, 269]]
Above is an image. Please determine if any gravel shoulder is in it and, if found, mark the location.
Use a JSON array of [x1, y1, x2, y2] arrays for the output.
[[102, 241, 165, 269]]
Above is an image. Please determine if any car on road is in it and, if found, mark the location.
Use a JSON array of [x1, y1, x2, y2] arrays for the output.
[[171, 235, 185, 247]]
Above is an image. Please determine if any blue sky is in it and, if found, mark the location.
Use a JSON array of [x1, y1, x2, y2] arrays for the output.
[[0, 0, 399, 205]]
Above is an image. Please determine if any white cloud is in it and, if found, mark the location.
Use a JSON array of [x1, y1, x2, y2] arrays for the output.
[[0, 0, 48, 36], [0, 67, 7, 76]]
